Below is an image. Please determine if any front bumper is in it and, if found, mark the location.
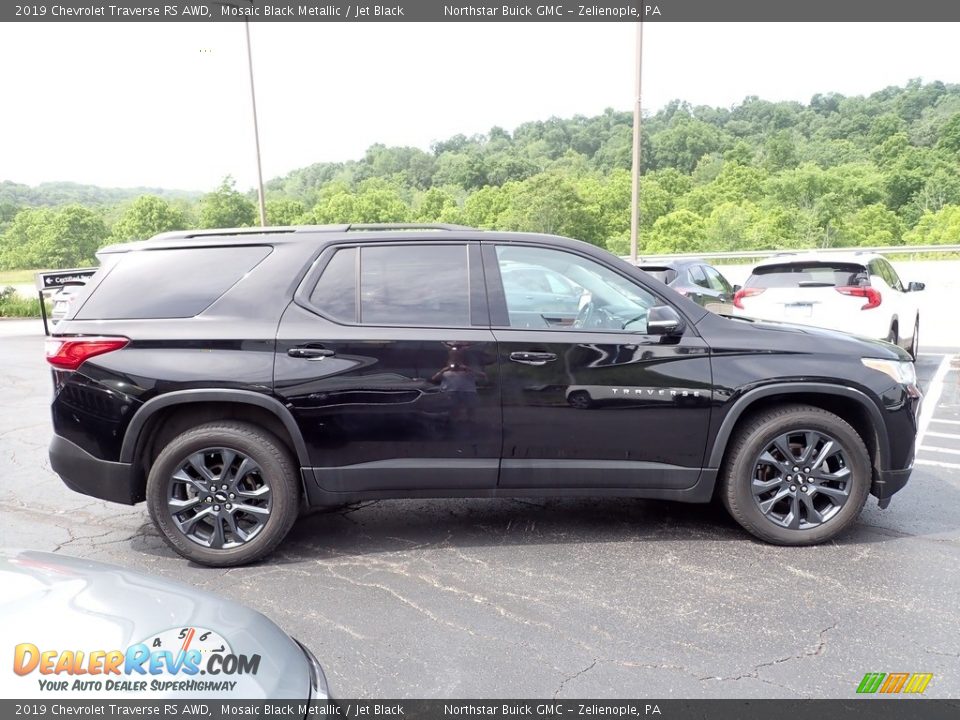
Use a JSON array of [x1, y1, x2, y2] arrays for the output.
[[49, 434, 138, 505]]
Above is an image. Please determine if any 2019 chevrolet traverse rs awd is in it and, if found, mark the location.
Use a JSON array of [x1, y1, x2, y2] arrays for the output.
[[47, 224, 921, 566]]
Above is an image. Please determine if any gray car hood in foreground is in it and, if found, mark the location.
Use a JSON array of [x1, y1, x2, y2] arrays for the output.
[[0, 549, 323, 700]]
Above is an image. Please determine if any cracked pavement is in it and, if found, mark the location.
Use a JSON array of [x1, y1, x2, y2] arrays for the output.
[[2, 320, 959, 698]]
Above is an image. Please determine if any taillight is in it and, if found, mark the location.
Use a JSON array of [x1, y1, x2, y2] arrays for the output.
[[835, 286, 881, 310], [733, 287, 765, 309], [45, 336, 129, 370]]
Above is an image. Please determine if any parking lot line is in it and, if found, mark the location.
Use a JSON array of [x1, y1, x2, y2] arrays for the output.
[[924, 431, 960, 440], [917, 354, 953, 447], [916, 458, 960, 470], [919, 445, 960, 455], [931, 418, 960, 426]]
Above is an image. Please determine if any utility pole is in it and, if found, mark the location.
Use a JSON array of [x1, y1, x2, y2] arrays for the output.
[[244, 18, 267, 226], [629, 20, 644, 264]]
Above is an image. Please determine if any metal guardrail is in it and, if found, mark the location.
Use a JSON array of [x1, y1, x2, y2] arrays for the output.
[[622, 244, 960, 263]]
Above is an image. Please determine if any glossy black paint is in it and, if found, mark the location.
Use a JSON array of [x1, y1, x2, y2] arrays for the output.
[[48, 226, 918, 510]]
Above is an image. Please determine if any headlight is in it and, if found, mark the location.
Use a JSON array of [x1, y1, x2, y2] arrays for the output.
[[861, 358, 917, 385]]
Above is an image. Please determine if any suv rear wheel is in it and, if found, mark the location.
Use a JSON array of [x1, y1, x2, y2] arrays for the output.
[[720, 405, 871, 545], [146, 421, 300, 566]]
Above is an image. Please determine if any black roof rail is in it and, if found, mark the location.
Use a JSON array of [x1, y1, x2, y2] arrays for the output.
[[342, 223, 478, 232], [148, 223, 478, 242]]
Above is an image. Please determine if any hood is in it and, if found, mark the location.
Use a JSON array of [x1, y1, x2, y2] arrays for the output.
[[0, 550, 324, 701], [697, 311, 911, 361]]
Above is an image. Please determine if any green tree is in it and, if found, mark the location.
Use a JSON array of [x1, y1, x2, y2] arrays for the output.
[[198, 177, 257, 229], [111, 195, 187, 242], [266, 199, 306, 225], [414, 188, 462, 223], [307, 179, 411, 224], [904, 205, 960, 245], [936, 113, 960, 155], [0, 205, 107, 269], [498, 174, 599, 244], [644, 209, 707, 254], [837, 204, 905, 246]]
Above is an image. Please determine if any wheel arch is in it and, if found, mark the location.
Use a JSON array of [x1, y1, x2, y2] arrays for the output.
[[707, 383, 889, 474], [120, 391, 310, 496]]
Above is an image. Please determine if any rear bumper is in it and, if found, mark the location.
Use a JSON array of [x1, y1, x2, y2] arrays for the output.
[[49, 434, 139, 505]]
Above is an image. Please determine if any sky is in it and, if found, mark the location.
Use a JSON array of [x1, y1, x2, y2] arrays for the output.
[[1, 22, 958, 192]]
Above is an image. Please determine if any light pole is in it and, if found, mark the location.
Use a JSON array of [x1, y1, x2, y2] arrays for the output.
[[244, 18, 267, 227], [629, 20, 644, 264]]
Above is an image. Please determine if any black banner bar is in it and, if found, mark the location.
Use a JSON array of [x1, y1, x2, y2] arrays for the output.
[[2, 700, 960, 720], [6, 0, 960, 22]]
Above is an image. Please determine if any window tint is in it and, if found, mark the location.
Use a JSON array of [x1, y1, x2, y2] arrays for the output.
[[639, 266, 678, 284], [310, 247, 357, 323], [703, 266, 732, 293], [880, 260, 904, 291], [360, 245, 470, 326], [746, 263, 868, 289], [76, 246, 271, 320], [688, 265, 709, 288], [496, 246, 656, 332]]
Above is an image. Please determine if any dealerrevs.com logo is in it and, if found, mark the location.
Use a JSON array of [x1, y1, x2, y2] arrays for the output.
[[12, 627, 260, 693], [856, 672, 933, 694]]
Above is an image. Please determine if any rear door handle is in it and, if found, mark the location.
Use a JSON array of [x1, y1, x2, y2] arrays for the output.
[[509, 351, 557, 366], [288, 346, 335, 359]]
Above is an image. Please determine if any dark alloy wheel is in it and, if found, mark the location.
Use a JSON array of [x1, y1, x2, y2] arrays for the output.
[[749, 430, 852, 530], [721, 404, 871, 545], [167, 448, 272, 549], [147, 421, 300, 566]]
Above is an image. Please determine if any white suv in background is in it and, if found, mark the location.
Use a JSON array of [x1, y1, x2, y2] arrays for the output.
[[732, 252, 925, 359]]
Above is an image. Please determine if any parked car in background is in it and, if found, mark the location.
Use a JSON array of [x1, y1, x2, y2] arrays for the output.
[[0, 549, 328, 699], [732, 252, 924, 359], [50, 280, 87, 326], [636, 259, 736, 315]]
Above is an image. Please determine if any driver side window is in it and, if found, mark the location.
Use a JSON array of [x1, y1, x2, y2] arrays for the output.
[[495, 245, 657, 331]]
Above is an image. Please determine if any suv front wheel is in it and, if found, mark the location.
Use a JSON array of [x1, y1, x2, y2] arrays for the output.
[[720, 405, 871, 545], [146, 421, 301, 566]]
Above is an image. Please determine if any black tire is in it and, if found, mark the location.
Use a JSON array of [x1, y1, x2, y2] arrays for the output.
[[146, 421, 301, 567], [909, 319, 919, 361], [720, 405, 871, 545], [886, 323, 898, 346], [567, 390, 592, 409]]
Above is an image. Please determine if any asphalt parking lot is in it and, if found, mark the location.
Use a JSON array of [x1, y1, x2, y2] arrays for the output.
[[1, 319, 959, 698]]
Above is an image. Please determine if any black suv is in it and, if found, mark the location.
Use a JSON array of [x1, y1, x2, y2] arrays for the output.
[[47, 224, 921, 566]]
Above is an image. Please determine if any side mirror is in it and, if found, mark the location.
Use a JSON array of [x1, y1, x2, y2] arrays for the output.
[[647, 305, 685, 336], [908, 281, 925, 292], [732, 284, 742, 293]]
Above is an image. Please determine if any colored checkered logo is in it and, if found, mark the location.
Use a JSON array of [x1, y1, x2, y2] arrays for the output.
[[857, 672, 933, 694]]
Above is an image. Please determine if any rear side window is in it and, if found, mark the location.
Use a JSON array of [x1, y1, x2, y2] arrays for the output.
[[688, 265, 709, 287], [76, 246, 271, 320], [310, 247, 357, 323], [307, 244, 471, 327], [361, 245, 469, 326], [745, 262, 868, 289]]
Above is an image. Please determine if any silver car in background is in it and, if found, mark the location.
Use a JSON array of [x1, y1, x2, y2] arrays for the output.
[[0, 549, 328, 700]]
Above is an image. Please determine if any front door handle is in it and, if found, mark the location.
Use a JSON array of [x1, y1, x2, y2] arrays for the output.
[[288, 346, 335, 359], [510, 351, 557, 366]]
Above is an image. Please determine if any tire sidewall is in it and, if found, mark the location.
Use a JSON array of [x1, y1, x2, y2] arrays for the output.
[[147, 423, 299, 566], [725, 410, 871, 545]]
